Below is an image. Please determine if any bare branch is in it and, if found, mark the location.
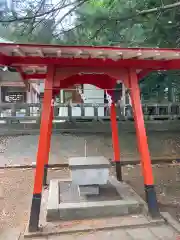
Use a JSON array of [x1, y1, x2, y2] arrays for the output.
[[25, 0, 46, 34], [52, 0, 88, 31], [0, 0, 88, 23], [2, 0, 180, 26]]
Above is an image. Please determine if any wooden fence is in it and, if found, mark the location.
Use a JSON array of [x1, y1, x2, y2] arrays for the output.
[[0, 103, 179, 136], [0, 102, 180, 121]]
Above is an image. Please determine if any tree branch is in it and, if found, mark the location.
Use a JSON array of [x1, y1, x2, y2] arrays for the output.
[[96, 1, 180, 22], [2, 0, 180, 26], [0, 0, 87, 23], [88, 22, 106, 41], [51, 0, 88, 32], [24, 0, 46, 35]]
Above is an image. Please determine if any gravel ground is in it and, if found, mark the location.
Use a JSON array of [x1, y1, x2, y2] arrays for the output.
[[1, 132, 180, 235], [0, 136, 18, 153], [123, 163, 180, 221], [1, 164, 180, 235], [0, 168, 33, 232], [0, 168, 69, 233]]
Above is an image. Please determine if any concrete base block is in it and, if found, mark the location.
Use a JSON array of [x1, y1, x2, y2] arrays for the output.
[[79, 185, 99, 195], [71, 168, 109, 185], [46, 177, 144, 222], [69, 156, 110, 185]]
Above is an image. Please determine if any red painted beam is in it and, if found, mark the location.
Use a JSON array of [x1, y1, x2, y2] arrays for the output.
[[24, 74, 46, 79], [23, 71, 151, 81], [1, 55, 180, 70], [23, 70, 152, 81]]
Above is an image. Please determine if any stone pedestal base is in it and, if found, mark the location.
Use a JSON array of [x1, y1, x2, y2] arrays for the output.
[[46, 177, 144, 222]]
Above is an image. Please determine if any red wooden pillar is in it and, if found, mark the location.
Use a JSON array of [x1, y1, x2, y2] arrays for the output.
[[110, 102, 122, 181], [43, 104, 54, 186], [128, 69, 159, 217], [28, 66, 55, 232]]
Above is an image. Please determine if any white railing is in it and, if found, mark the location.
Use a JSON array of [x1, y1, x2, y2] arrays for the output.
[[0, 102, 180, 120]]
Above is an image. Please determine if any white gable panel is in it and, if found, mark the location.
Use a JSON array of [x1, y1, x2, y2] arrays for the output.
[[83, 84, 104, 117]]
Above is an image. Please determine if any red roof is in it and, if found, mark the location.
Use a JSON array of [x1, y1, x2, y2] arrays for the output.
[[0, 43, 180, 79]]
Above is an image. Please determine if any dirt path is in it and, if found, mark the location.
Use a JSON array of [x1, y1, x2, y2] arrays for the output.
[[1, 164, 180, 234]]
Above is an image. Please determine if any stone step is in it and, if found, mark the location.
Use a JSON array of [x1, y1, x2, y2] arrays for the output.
[[59, 199, 143, 221]]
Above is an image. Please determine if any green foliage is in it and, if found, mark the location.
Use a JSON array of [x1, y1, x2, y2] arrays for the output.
[[62, 0, 180, 101]]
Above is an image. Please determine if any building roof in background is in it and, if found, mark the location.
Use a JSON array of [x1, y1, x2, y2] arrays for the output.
[[0, 38, 40, 94], [0, 37, 13, 71]]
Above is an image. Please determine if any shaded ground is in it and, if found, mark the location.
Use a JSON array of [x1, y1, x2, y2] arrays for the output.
[[123, 164, 180, 221], [1, 132, 180, 166], [1, 164, 180, 235]]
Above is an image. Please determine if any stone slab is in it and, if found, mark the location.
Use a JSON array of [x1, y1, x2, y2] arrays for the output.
[[161, 212, 180, 233], [48, 229, 133, 239], [79, 185, 99, 195], [126, 227, 157, 239], [70, 167, 109, 185], [149, 225, 178, 239], [69, 156, 110, 169], [69, 156, 110, 186], [46, 179, 59, 222], [24, 214, 166, 239], [59, 200, 142, 221]]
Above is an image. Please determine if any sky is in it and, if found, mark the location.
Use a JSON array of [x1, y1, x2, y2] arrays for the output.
[[6, 0, 11, 8], [5, 0, 76, 31]]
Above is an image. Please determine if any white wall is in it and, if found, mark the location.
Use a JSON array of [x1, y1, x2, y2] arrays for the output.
[[58, 84, 105, 117], [58, 83, 128, 118], [0, 71, 21, 82], [83, 84, 104, 117]]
